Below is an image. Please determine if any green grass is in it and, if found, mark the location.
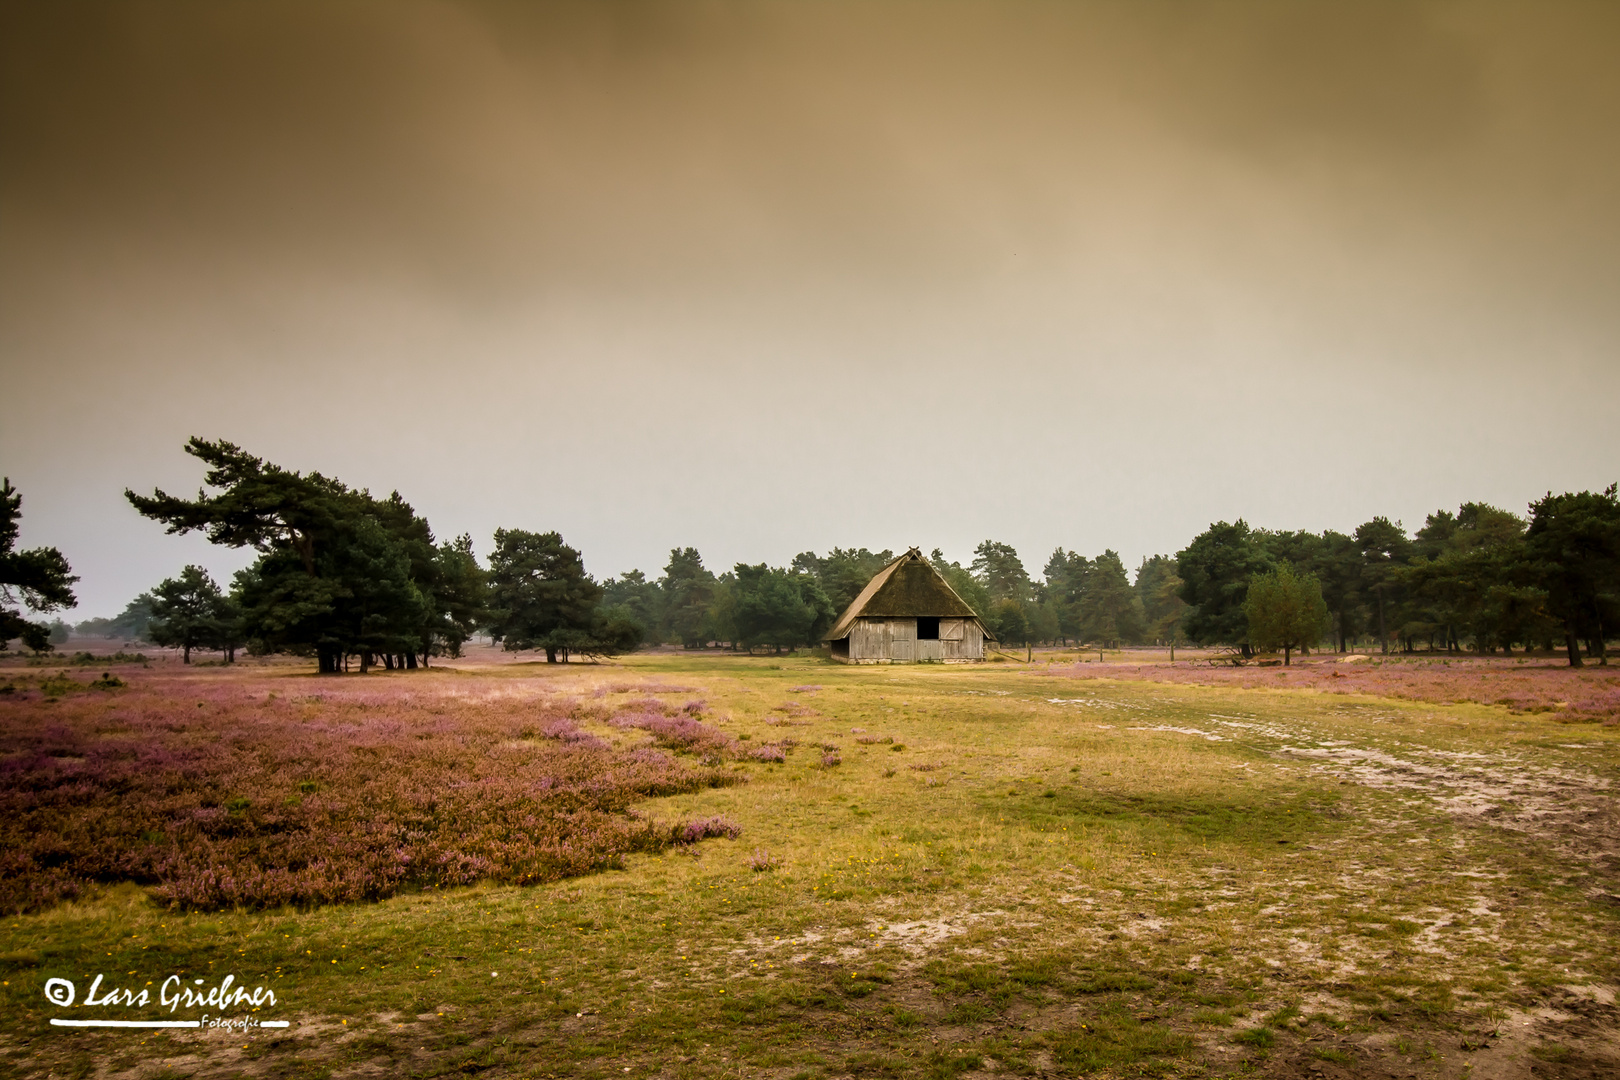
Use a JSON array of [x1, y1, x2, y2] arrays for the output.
[[1043, 1007, 1193, 1073], [3, 650, 1617, 1078]]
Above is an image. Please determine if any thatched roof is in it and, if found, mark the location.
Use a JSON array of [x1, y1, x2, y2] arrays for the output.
[[822, 548, 992, 641]]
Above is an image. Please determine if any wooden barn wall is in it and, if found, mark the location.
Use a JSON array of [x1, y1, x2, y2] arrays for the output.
[[941, 618, 984, 661], [846, 617, 984, 663]]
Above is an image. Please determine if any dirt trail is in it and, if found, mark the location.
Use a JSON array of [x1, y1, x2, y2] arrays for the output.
[[1067, 697, 1620, 1080]]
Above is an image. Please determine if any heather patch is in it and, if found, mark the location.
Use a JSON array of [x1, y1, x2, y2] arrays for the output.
[[0, 672, 742, 914], [611, 709, 738, 759], [1035, 655, 1620, 724], [676, 815, 742, 843], [601, 682, 698, 695]]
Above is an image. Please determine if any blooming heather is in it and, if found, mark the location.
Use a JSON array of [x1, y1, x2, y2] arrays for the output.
[[1036, 657, 1620, 725], [0, 670, 743, 913]]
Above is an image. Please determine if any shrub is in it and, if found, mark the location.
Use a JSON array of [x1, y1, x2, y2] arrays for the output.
[[676, 816, 742, 844], [0, 672, 744, 913]]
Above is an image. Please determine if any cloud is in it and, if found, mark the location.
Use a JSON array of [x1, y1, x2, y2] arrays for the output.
[[2, 2, 1618, 615]]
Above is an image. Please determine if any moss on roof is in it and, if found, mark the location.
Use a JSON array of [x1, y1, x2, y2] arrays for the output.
[[859, 558, 978, 617], [822, 549, 984, 640]]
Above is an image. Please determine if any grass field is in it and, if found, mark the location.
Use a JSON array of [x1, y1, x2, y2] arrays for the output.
[[2, 649, 1617, 1079]]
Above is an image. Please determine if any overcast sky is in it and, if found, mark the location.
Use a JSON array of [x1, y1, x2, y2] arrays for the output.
[[3, 1, 1618, 617]]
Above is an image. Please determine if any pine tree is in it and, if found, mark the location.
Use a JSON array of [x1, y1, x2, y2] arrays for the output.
[[148, 565, 228, 664], [1242, 564, 1329, 665], [0, 478, 77, 653]]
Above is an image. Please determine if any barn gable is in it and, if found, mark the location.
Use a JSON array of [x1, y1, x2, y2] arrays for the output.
[[823, 549, 994, 662]]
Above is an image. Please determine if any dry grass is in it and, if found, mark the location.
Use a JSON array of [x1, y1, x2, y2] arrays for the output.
[[1, 647, 1616, 1079]]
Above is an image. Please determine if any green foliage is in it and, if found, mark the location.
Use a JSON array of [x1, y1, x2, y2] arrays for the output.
[[102, 594, 156, 643], [1026, 600, 1061, 644], [428, 533, 489, 657], [1526, 484, 1620, 666], [601, 569, 661, 645], [0, 477, 79, 653], [1243, 563, 1329, 663], [727, 563, 834, 652], [147, 565, 241, 663], [1078, 549, 1143, 647], [127, 439, 479, 671], [1401, 504, 1551, 655], [1176, 520, 1273, 651], [791, 548, 894, 616], [1135, 554, 1187, 643], [1312, 530, 1363, 651], [989, 598, 1028, 646], [1044, 1007, 1193, 1073], [928, 550, 990, 618], [660, 547, 717, 647], [971, 540, 1031, 604], [1042, 548, 1089, 641], [486, 529, 604, 662], [1355, 516, 1412, 652]]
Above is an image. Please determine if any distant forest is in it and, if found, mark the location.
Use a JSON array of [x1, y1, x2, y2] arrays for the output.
[[11, 439, 1616, 669]]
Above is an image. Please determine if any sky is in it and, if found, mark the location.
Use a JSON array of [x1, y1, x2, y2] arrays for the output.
[[3, 1, 1618, 618]]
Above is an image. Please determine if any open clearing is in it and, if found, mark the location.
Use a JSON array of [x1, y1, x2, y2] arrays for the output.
[[2, 651, 1617, 1079]]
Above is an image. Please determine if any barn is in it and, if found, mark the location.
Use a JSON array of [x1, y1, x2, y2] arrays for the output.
[[822, 548, 995, 663]]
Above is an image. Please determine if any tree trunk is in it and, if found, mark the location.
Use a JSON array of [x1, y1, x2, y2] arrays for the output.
[[1566, 629, 1584, 668], [545, 646, 557, 663], [360, 652, 371, 673], [183, 644, 190, 664], [1596, 614, 1608, 666], [383, 654, 395, 670], [1284, 645, 1291, 666], [405, 651, 418, 669], [1376, 589, 1388, 654]]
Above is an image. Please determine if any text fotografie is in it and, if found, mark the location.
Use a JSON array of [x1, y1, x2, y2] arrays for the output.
[[43, 974, 289, 1030]]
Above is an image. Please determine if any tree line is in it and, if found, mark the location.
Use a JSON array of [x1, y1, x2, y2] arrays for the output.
[[10, 440, 1615, 669], [1172, 493, 1619, 667]]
